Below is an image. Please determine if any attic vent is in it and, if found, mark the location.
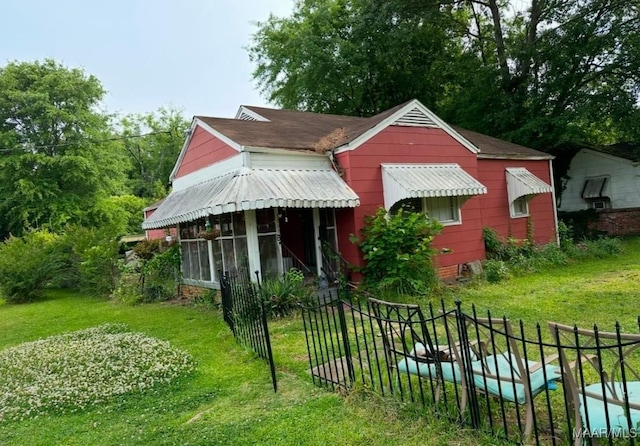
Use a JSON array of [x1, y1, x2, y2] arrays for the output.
[[393, 107, 438, 128], [238, 112, 258, 121]]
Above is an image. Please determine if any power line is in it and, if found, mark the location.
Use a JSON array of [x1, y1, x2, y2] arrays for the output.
[[0, 130, 174, 153]]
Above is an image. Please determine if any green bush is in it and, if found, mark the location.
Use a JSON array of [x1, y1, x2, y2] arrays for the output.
[[114, 243, 180, 305], [141, 244, 180, 302], [352, 207, 442, 295], [260, 268, 313, 318], [483, 260, 509, 283], [58, 226, 120, 297], [0, 230, 65, 303]]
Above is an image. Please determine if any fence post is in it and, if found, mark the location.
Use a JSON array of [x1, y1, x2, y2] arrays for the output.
[[255, 270, 278, 393], [336, 299, 355, 386], [220, 270, 234, 335], [455, 299, 481, 429]]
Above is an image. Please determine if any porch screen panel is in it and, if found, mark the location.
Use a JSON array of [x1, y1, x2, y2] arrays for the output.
[[222, 239, 236, 274], [189, 241, 200, 280], [259, 234, 279, 279], [212, 239, 223, 278], [198, 240, 211, 281], [181, 241, 191, 279], [257, 209, 280, 279], [235, 237, 249, 270]]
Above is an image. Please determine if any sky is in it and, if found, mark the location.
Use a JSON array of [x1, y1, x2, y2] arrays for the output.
[[0, 0, 295, 119]]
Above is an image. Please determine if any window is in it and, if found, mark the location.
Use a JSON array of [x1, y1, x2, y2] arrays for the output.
[[588, 197, 611, 210], [582, 177, 608, 199], [510, 196, 529, 218], [257, 208, 280, 279], [179, 213, 249, 283], [424, 196, 460, 224], [390, 196, 461, 225]]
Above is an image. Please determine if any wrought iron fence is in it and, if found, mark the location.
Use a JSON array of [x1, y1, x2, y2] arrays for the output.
[[300, 291, 640, 445], [219, 268, 277, 392]]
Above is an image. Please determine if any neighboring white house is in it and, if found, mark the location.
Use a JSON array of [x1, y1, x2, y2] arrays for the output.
[[559, 145, 640, 212]]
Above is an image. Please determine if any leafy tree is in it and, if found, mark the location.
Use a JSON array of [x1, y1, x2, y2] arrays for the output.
[[251, 0, 640, 178], [250, 0, 465, 116], [119, 108, 189, 199], [0, 59, 128, 237]]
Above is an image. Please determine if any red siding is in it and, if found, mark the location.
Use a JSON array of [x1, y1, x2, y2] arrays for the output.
[[477, 159, 556, 244], [144, 209, 176, 241], [336, 126, 486, 271], [174, 125, 237, 178]]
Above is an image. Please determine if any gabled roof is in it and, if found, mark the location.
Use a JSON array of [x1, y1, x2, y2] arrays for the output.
[[589, 143, 640, 163], [173, 100, 551, 178], [453, 127, 553, 160]]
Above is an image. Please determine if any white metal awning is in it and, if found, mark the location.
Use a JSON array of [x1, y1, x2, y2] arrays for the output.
[[505, 167, 553, 204], [142, 167, 360, 229], [381, 163, 487, 210], [582, 177, 608, 199]]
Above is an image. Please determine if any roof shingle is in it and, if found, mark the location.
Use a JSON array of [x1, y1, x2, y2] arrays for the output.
[[195, 101, 551, 159]]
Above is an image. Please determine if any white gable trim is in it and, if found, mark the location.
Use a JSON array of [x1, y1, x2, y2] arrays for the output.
[[234, 106, 270, 122], [334, 99, 479, 155], [169, 117, 243, 182]]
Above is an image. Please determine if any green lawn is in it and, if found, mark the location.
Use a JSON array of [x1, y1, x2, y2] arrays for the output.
[[1, 237, 639, 445], [0, 291, 490, 445]]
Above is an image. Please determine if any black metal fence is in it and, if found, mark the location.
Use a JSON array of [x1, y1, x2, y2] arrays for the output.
[[300, 291, 640, 445], [219, 268, 277, 392]]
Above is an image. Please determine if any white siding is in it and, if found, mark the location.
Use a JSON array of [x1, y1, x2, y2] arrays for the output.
[[248, 152, 331, 169], [559, 149, 640, 211]]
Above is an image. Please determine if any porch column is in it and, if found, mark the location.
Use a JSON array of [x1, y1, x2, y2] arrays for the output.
[[245, 209, 261, 280], [313, 208, 322, 277]]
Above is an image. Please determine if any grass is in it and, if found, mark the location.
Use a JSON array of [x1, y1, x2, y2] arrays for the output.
[[0, 291, 494, 445], [1, 237, 639, 445], [448, 236, 640, 332]]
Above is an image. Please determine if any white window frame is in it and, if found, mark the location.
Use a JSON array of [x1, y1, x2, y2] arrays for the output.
[[424, 196, 461, 226], [510, 196, 530, 218], [391, 196, 462, 226]]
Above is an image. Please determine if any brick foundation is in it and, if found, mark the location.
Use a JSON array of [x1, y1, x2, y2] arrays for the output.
[[590, 207, 640, 236], [180, 284, 218, 300], [437, 265, 460, 280]]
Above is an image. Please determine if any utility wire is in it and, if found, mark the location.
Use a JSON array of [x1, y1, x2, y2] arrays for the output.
[[0, 130, 174, 153]]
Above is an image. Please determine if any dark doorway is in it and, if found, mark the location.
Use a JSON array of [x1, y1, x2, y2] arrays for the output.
[[279, 208, 316, 273]]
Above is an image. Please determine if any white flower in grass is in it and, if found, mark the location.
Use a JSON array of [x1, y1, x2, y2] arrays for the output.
[[0, 324, 194, 422]]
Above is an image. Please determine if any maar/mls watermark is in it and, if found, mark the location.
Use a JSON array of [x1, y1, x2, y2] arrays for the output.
[[574, 427, 638, 439]]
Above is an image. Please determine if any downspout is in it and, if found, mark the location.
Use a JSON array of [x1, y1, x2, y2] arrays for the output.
[[549, 159, 560, 245]]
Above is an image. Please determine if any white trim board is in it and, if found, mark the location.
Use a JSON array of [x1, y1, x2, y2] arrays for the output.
[[334, 99, 479, 155]]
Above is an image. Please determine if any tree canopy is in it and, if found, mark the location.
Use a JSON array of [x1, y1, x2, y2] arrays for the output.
[[0, 60, 130, 237], [250, 0, 640, 156], [0, 59, 188, 238], [119, 108, 189, 200]]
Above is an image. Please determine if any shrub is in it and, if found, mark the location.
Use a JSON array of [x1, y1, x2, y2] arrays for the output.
[[260, 268, 313, 318], [483, 260, 509, 283], [114, 243, 181, 305], [352, 207, 442, 295], [58, 226, 120, 297], [141, 244, 181, 302], [0, 230, 65, 303]]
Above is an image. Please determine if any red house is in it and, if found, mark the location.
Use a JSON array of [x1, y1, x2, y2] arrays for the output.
[[142, 100, 557, 289]]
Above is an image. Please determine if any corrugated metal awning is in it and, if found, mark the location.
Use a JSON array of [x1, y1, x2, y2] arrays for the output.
[[505, 167, 553, 204], [142, 167, 360, 229], [581, 177, 608, 199], [381, 163, 487, 210]]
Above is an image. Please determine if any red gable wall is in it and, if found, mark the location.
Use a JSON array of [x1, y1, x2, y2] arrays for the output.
[[174, 125, 237, 178], [335, 126, 485, 273], [477, 159, 556, 244], [144, 208, 176, 241]]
